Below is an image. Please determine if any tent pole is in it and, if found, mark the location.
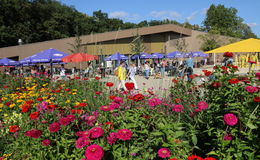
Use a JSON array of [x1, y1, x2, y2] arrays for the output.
[[213, 53, 216, 66]]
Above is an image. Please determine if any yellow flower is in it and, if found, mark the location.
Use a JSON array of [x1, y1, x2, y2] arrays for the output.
[[65, 100, 71, 103], [72, 93, 77, 95], [0, 104, 4, 108], [75, 102, 80, 105], [9, 104, 16, 108], [2, 97, 7, 101], [83, 99, 87, 102], [46, 100, 51, 103], [72, 89, 77, 92], [16, 99, 24, 103]]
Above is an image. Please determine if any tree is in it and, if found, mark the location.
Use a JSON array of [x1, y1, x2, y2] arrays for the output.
[[175, 38, 188, 52], [129, 33, 146, 56], [203, 4, 257, 39], [198, 30, 221, 52], [68, 27, 83, 53]]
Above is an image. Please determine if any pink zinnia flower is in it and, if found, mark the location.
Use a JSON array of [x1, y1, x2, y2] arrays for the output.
[[172, 104, 184, 112], [197, 101, 208, 111], [89, 127, 104, 139], [59, 117, 70, 126], [49, 122, 60, 133], [67, 115, 76, 122], [107, 132, 117, 145], [255, 72, 260, 77], [224, 134, 233, 141], [86, 115, 96, 126], [117, 129, 132, 141], [148, 98, 162, 107], [245, 86, 259, 93], [42, 139, 51, 146], [109, 102, 120, 109], [76, 137, 90, 148], [224, 113, 238, 126], [113, 97, 123, 104], [158, 148, 171, 158], [85, 144, 104, 160]]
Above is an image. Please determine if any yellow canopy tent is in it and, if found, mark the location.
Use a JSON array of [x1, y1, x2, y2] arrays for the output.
[[205, 38, 260, 53], [205, 38, 260, 66]]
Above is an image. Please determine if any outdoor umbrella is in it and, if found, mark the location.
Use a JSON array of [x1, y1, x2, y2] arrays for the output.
[[190, 51, 209, 57], [0, 58, 19, 66], [61, 53, 98, 62], [104, 52, 128, 61], [151, 53, 165, 59], [30, 48, 68, 63], [131, 52, 152, 60], [166, 51, 183, 58]]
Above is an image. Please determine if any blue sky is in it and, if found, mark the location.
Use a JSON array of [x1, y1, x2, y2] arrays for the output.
[[60, 0, 260, 37]]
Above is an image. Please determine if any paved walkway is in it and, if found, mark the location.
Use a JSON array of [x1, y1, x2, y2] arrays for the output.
[[100, 65, 260, 94]]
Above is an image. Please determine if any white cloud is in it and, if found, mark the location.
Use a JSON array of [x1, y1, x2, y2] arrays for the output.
[[247, 23, 258, 27], [186, 11, 199, 21], [202, 8, 209, 15], [126, 14, 140, 21], [150, 11, 181, 20], [108, 11, 140, 21], [109, 11, 129, 19]]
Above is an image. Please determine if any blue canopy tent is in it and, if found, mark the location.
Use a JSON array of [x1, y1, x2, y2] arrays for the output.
[[166, 51, 184, 58], [104, 52, 128, 66], [30, 48, 68, 63], [0, 58, 19, 66], [131, 52, 152, 60], [151, 53, 165, 59], [191, 51, 209, 57]]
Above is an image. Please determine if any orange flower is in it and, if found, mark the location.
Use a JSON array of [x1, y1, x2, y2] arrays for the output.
[[9, 125, 20, 133]]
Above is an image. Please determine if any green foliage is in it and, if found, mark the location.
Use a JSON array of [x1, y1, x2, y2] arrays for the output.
[[129, 33, 146, 55], [203, 4, 257, 39]]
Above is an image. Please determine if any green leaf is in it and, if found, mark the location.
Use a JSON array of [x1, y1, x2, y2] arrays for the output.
[[246, 123, 258, 129], [192, 134, 197, 146]]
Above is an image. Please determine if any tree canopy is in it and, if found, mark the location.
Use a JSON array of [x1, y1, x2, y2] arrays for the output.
[[203, 4, 257, 39]]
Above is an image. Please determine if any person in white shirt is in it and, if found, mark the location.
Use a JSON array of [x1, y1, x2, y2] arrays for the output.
[[144, 62, 150, 79], [128, 63, 138, 89], [60, 64, 66, 80]]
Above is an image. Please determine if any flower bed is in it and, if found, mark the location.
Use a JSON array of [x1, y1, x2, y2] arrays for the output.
[[0, 65, 259, 160]]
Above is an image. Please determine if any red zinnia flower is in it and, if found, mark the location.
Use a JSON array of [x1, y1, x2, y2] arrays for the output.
[[187, 155, 204, 160], [64, 88, 70, 91], [9, 125, 20, 133], [24, 129, 42, 138], [109, 95, 116, 100], [253, 96, 260, 102], [175, 98, 180, 103], [223, 52, 233, 57], [228, 78, 239, 84], [172, 78, 179, 83], [204, 157, 217, 160], [125, 82, 135, 91], [21, 104, 31, 113], [79, 103, 87, 107], [212, 82, 221, 88], [26, 100, 33, 104], [95, 76, 100, 80], [30, 111, 39, 120], [106, 82, 114, 87], [95, 91, 101, 95], [37, 97, 43, 101], [132, 93, 144, 102], [202, 70, 212, 76], [49, 122, 60, 133]]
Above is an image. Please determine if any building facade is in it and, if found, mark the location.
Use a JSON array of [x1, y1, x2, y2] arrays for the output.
[[0, 24, 235, 64]]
